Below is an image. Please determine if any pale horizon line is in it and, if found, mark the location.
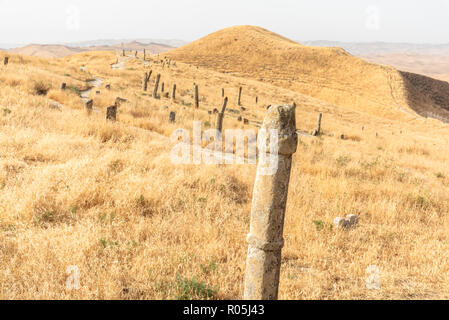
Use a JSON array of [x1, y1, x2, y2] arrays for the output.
[[3, 38, 449, 49]]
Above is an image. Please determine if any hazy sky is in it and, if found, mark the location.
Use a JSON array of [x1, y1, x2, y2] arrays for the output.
[[1, 0, 448, 44]]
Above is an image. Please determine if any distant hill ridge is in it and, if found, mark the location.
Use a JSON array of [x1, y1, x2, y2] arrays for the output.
[[8, 41, 175, 59], [65, 38, 187, 48], [9, 44, 85, 59], [302, 40, 449, 56]]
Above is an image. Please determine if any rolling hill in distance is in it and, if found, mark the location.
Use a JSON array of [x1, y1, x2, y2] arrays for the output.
[[361, 53, 449, 81], [8, 44, 85, 59], [302, 40, 449, 56], [65, 38, 187, 48], [167, 25, 449, 121], [85, 41, 173, 54], [304, 40, 449, 83], [8, 41, 175, 59]]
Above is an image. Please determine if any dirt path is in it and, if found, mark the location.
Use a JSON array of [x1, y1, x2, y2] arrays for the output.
[[136, 55, 150, 67], [110, 54, 131, 70], [80, 77, 103, 103]]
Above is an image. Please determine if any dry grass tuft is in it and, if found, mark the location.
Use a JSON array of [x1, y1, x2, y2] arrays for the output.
[[33, 81, 51, 96]]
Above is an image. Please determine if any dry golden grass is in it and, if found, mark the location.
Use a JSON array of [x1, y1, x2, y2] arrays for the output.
[[2, 31, 449, 300]]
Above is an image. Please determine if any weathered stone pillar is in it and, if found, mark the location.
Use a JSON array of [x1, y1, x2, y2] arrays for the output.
[[244, 104, 298, 300], [4, 57, 9, 66], [312, 113, 322, 136], [61, 83, 66, 90], [216, 97, 228, 133], [85, 99, 93, 114], [106, 105, 117, 121], [316, 113, 322, 136], [194, 84, 199, 108], [143, 72, 149, 91], [169, 111, 176, 123], [172, 84, 176, 100], [238, 87, 242, 106], [161, 82, 165, 92], [153, 74, 161, 99]]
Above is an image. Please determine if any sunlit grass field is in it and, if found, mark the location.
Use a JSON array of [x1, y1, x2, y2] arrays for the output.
[[1, 46, 449, 299]]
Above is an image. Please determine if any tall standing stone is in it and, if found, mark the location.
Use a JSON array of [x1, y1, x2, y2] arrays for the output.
[[106, 105, 117, 121], [312, 113, 323, 137], [172, 84, 176, 100], [316, 113, 322, 135], [61, 83, 67, 90], [143, 49, 146, 61], [85, 99, 93, 114], [194, 84, 199, 108], [238, 87, 243, 106], [4, 57, 9, 66], [169, 111, 176, 123], [143, 72, 149, 91], [153, 74, 161, 99], [216, 97, 228, 134], [244, 104, 298, 300], [161, 82, 165, 93]]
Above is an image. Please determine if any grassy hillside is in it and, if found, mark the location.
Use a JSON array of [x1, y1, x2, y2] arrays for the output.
[[1, 34, 449, 299], [167, 26, 449, 121]]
